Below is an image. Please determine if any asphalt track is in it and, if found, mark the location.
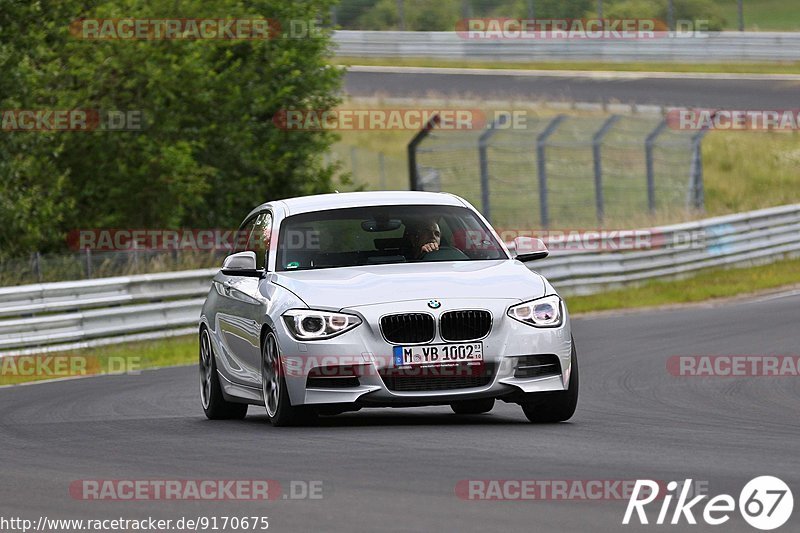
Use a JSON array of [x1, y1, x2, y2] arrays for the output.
[[1, 291, 799, 532], [344, 67, 800, 108]]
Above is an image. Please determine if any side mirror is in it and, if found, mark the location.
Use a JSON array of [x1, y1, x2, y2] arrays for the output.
[[221, 251, 263, 277], [512, 237, 549, 262]]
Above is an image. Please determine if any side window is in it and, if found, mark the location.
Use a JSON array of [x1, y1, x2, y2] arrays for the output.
[[245, 212, 272, 270]]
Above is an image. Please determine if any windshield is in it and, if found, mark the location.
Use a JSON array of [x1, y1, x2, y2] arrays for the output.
[[276, 205, 507, 271]]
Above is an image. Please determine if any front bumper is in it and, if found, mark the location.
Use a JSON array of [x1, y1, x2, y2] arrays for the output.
[[272, 297, 573, 406]]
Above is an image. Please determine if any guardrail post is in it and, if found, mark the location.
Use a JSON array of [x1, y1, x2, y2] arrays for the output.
[[407, 114, 440, 191], [537, 115, 566, 228], [592, 115, 620, 224], [477, 114, 508, 223], [645, 119, 668, 214]]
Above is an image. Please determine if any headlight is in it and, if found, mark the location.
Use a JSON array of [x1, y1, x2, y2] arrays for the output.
[[508, 295, 563, 328], [282, 309, 361, 340]]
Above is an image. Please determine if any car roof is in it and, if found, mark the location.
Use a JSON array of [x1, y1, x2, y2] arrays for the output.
[[249, 191, 469, 219]]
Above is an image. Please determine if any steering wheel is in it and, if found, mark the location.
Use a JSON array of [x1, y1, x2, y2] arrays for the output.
[[418, 246, 469, 261]]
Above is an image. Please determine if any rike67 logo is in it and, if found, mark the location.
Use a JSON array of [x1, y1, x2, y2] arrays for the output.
[[624, 476, 793, 530]]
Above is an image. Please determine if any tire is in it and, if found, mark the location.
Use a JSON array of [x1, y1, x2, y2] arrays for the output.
[[262, 331, 317, 427], [450, 398, 495, 415], [200, 328, 248, 420], [520, 342, 579, 423]]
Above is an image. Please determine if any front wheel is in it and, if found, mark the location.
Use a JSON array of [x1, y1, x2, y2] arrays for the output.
[[262, 332, 317, 427], [200, 328, 248, 420], [520, 342, 579, 423]]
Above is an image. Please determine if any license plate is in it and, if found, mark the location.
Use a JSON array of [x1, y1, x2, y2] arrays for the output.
[[393, 342, 483, 367]]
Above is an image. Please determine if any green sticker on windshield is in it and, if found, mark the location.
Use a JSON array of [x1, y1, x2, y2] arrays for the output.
[[286, 261, 300, 269]]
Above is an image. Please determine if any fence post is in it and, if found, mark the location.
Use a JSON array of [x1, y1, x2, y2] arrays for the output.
[[85, 247, 93, 279], [688, 114, 715, 212], [397, 0, 405, 30], [350, 147, 358, 181], [407, 114, 440, 191], [34, 252, 42, 283], [689, 137, 704, 211], [536, 115, 566, 228], [477, 114, 508, 223], [645, 119, 668, 214], [592, 115, 620, 224], [378, 152, 387, 190], [667, 0, 675, 31], [738, 0, 745, 31]]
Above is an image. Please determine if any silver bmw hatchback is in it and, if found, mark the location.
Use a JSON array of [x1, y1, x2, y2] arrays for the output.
[[199, 191, 578, 426]]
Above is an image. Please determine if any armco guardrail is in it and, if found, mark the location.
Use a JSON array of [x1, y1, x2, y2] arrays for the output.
[[533, 204, 800, 294], [1, 204, 799, 355], [333, 31, 800, 62], [0, 269, 217, 355]]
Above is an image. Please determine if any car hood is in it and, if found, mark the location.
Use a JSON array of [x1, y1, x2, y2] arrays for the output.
[[270, 260, 545, 309]]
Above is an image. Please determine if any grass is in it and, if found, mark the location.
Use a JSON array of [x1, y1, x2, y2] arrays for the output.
[[703, 131, 800, 214], [336, 56, 800, 75], [0, 334, 196, 387], [567, 256, 800, 314], [716, 0, 800, 31]]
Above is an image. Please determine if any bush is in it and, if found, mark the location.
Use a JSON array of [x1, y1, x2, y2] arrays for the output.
[[0, 0, 343, 259]]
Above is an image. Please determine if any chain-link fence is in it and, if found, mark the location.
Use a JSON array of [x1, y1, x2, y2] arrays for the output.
[[333, 0, 742, 32], [0, 250, 225, 287], [410, 114, 706, 229], [328, 145, 408, 191]]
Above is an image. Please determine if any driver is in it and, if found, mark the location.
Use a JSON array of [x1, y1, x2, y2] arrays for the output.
[[403, 219, 441, 259]]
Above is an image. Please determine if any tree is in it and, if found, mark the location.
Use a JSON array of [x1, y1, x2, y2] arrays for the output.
[[0, 0, 343, 258]]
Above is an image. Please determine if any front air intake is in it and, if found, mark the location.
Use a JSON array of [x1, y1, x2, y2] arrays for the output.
[[513, 355, 562, 379]]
